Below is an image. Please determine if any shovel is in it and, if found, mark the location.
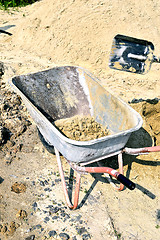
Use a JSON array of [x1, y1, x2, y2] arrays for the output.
[[109, 34, 160, 74]]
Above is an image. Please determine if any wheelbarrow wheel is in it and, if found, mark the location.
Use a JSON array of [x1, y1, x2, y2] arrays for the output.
[[37, 128, 55, 154]]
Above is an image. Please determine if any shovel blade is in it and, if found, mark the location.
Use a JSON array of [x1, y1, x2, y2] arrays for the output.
[[109, 34, 155, 74]]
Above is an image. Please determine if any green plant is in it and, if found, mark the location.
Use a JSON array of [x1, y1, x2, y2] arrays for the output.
[[114, 230, 122, 239], [0, 0, 38, 10], [84, 188, 88, 194]]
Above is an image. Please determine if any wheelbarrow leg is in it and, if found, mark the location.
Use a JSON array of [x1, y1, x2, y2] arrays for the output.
[[54, 147, 81, 210], [118, 153, 124, 191]]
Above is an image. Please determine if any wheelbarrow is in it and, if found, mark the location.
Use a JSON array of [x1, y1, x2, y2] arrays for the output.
[[9, 66, 160, 209]]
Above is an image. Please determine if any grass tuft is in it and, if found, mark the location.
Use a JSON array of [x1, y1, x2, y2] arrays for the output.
[[0, 0, 38, 10]]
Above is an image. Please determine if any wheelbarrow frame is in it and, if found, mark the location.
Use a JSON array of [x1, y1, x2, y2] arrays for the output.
[[9, 66, 160, 209], [55, 145, 160, 209]]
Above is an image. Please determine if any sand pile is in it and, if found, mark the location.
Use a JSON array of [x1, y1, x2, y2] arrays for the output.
[[131, 100, 160, 145], [0, 0, 159, 101], [6, 0, 160, 76]]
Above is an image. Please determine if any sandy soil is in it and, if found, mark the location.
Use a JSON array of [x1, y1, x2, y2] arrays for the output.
[[0, 1, 160, 239]]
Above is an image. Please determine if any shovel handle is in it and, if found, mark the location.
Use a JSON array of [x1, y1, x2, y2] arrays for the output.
[[153, 55, 160, 63], [117, 174, 135, 190], [0, 29, 12, 36]]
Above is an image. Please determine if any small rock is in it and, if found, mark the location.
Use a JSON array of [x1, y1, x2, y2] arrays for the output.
[[0, 62, 5, 77], [46, 204, 54, 208], [32, 202, 38, 208], [59, 232, 70, 240], [6, 140, 15, 148], [60, 210, 70, 220], [44, 187, 52, 192], [2, 103, 10, 111], [0, 127, 6, 145], [44, 180, 49, 185], [39, 180, 45, 186], [26, 228, 32, 233], [77, 227, 87, 235], [82, 233, 91, 240], [16, 210, 27, 219], [55, 179, 61, 183], [32, 202, 38, 212], [72, 237, 77, 240], [9, 174, 18, 178], [25, 235, 35, 240], [31, 181, 35, 186], [0, 177, 4, 184], [0, 127, 3, 144], [51, 181, 55, 187], [10, 95, 21, 105], [8, 221, 19, 235], [43, 210, 48, 214], [0, 127, 11, 144], [4, 153, 13, 165], [11, 182, 26, 193], [48, 230, 57, 237], [16, 124, 27, 137], [52, 216, 59, 220], [46, 83, 51, 89], [5, 152, 12, 160], [49, 206, 60, 214], [0, 224, 7, 233], [14, 143, 23, 152], [34, 224, 42, 229], [44, 217, 50, 222]]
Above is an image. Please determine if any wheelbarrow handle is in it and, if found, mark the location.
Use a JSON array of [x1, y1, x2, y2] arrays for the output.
[[124, 146, 160, 155], [84, 167, 136, 191], [144, 146, 160, 152], [0, 29, 12, 36], [117, 174, 135, 190], [153, 55, 160, 63]]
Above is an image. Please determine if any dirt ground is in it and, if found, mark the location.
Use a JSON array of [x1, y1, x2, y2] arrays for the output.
[[0, 1, 160, 239]]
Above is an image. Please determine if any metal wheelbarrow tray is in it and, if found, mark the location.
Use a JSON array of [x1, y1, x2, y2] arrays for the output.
[[9, 66, 160, 209]]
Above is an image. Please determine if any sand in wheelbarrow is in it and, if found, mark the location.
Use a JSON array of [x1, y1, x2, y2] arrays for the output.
[[54, 115, 111, 141]]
